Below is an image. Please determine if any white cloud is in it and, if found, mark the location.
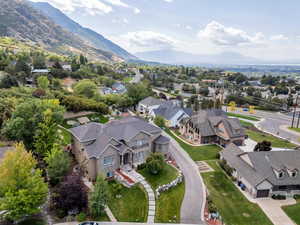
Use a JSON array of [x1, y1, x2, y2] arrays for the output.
[[30, 0, 139, 15], [164, 0, 174, 2], [198, 21, 265, 46], [111, 31, 178, 52], [134, 8, 141, 14], [270, 34, 289, 41]]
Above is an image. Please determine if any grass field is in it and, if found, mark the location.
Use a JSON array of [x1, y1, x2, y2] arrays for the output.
[[139, 163, 178, 190], [227, 112, 260, 121], [289, 127, 300, 133], [202, 160, 273, 225], [246, 129, 297, 148], [239, 120, 255, 128], [282, 201, 300, 225], [155, 182, 185, 223], [108, 182, 148, 222], [165, 129, 222, 161]]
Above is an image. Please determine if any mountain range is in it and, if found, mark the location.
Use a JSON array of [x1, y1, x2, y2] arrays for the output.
[[0, 0, 135, 62], [135, 49, 265, 65], [30, 1, 136, 60]]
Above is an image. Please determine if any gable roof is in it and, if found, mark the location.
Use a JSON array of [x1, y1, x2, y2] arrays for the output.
[[187, 109, 244, 138], [69, 117, 162, 158], [221, 144, 300, 187], [139, 96, 165, 107]]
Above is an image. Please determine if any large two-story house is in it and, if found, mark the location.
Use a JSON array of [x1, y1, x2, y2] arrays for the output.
[[69, 117, 170, 181], [179, 109, 245, 146], [221, 144, 300, 198]]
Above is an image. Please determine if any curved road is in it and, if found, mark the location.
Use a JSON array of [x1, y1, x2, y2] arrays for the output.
[[164, 131, 206, 224]]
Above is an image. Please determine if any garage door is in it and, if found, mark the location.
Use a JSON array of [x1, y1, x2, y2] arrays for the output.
[[257, 189, 270, 198]]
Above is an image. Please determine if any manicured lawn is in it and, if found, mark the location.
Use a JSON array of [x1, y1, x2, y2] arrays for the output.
[[165, 129, 222, 161], [246, 129, 297, 148], [139, 163, 178, 190], [282, 201, 300, 225], [289, 127, 300, 133], [202, 161, 273, 225], [155, 182, 185, 223], [239, 120, 255, 128], [227, 112, 260, 121], [108, 182, 148, 222]]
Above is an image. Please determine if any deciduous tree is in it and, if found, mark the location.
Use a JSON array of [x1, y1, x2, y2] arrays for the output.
[[0, 143, 48, 221]]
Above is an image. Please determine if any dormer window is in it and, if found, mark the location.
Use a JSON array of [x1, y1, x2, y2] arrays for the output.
[[273, 168, 285, 179], [287, 168, 298, 178]]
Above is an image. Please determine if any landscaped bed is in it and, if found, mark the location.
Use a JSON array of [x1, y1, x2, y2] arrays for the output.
[[227, 112, 260, 121], [165, 128, 222, 161], [282, 200, 300, 225], [202, 160, 273, 225], [139, 163, 178, 190], [107, 181, 148, 222], [246, 129, 297, 148]]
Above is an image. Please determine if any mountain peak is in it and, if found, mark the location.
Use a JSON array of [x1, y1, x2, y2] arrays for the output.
[[30, 1, 137, 60]]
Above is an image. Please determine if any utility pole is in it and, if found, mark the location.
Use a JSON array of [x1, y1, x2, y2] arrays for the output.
[[291, 95, 298, 128]]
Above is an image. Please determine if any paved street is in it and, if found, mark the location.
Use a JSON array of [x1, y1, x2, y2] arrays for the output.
[[164, 131, 205, 224], [224, 107, 300, 145]]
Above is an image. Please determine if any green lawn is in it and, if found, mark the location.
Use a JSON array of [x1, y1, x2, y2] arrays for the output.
[[155, 182, 185, 223], [282, 201, 300, 225], [239, 120, 255, 128], [246, 129, 297, 148], [108, 182, 148, 222], [227, 112, 260, 121], [289, 127, 300, 133], [123, 77, 133, 83], [202, 160, 273, 225], [139, 164, 178, 190], [165, 129, 222, 161]]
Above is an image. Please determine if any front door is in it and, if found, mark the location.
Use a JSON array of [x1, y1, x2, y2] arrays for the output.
[[123, 153, 130, 165]]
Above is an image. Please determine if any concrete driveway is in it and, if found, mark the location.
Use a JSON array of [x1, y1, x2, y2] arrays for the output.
[[164, 131, 205, 224], [256, 198, 296, 225]]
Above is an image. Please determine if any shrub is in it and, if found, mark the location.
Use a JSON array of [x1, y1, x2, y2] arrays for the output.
[[137, 163, 146, 170], [219, 159, 233, 176], [154, 116, 165, 128], [76, 212, 87, 222], [146, 153, 165, 175], [61, 95, 109, 114], [272, 194, 286, 200], [294, 194, 300, 200]]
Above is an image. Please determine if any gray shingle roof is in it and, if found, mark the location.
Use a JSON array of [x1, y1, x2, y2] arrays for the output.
[[69, 117, 163, 158], [221, 144, 300, 187], [154, 135, 170, 144], [187, 110, 244, 138], [139, 97, 165, 107]]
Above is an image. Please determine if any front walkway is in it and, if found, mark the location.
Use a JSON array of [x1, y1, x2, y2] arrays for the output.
[[126, 170, 156, 223]]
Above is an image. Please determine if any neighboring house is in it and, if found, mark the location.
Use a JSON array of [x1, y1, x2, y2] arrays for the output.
[[151, 102, 192, 127], [100, 87, 113, 95], [221, 144, 300, 198], [32, 69, 50, 74], [69, 116, 170, 181], [180, 109, 245, 146], [112, 83, 127, 94], [138, 97, 165, 115]]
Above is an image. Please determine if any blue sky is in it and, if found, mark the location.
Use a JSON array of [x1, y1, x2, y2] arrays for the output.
[[30, 0, 300, 61]]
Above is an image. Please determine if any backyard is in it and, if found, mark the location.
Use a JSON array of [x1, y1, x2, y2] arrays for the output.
[[246, 129, 297, 148], [202, 160, 273, 225], [165, 128, 222, 161], [107, 182, 148, 222]]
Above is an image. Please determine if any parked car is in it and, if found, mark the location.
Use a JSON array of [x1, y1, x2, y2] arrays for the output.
[[78, 222, 100, 225]]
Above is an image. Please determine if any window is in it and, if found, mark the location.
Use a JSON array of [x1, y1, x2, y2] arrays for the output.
[[106, 171, 114, 178], [103, 156, 114, 166], [278, 171, 284, 178], [292, 171, 297, 177], [137, 151, 144, 162]]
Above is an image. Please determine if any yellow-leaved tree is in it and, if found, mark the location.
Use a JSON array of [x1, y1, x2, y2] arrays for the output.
[[0, 143, 48, 221]]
